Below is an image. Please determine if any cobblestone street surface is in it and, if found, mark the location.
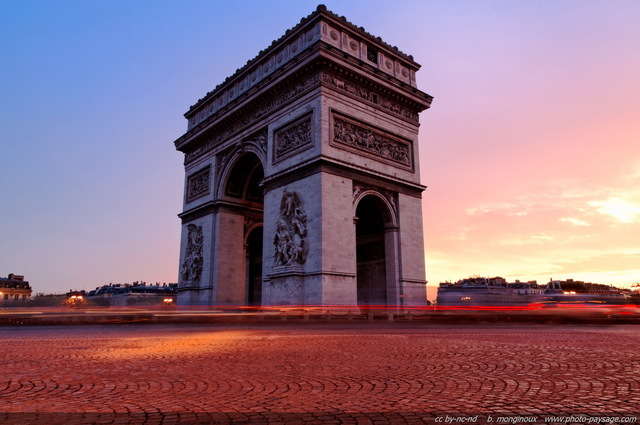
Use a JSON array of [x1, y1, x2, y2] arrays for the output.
[[0, 323, 638, 424]]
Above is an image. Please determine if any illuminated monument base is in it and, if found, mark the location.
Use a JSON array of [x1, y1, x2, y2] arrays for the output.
[[173, 6, 432, 310]]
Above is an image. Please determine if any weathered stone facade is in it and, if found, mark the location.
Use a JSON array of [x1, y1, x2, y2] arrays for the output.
[[174, 6, 432, 309]]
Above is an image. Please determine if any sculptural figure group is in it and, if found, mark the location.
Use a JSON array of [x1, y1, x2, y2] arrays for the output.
[[273, 191, 308, 266]]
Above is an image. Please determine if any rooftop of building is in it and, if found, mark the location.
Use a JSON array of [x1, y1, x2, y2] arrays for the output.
[[1, 273, 27, 282], [0, 274, 31, 289]]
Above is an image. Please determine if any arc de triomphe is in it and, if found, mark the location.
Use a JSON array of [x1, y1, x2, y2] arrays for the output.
[[174, 5, 433, 309]]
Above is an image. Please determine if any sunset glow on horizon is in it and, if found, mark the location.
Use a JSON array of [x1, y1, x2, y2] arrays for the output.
[[1, 1, 639, 299], [420, 1, 640, 294]]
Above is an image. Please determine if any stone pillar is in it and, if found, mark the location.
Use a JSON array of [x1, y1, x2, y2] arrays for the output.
[[398, 193, 428, 307], [384, 225, 401, 309], [213, 209, 246, 306], [177, 215, 215, 307]]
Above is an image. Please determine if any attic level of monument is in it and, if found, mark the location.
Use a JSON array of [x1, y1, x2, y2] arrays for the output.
[[174, 5, 432, 156], [174, 6, 432, 309], [185, 5, 422, 112]]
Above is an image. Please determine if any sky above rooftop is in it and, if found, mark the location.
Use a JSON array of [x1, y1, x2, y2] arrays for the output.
[[1, 0, 639, 299]]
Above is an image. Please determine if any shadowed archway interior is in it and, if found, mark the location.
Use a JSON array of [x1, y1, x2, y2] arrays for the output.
[[225, 153, 264, 306], [225, 154, 264, 203], [246, 226, 263, 306], [355, 195, 389, 306]]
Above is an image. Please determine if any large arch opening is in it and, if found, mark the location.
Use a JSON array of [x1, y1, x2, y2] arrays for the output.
[[225, 154, 264, 203], [355, 195, 393, 307], [223, 153, 264, 306]]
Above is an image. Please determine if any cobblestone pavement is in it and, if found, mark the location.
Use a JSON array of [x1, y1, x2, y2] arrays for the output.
[[0, 323, 638, 424]]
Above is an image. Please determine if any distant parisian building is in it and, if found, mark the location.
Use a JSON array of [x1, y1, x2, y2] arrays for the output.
[[0, 274, 33, 303], [87, 282, 177, 306], [547, 278, 623, 295], [437, 276, 627, 306], [437, 277, 544, 306]]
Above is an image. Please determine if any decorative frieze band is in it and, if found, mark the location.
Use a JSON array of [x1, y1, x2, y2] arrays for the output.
[[186, 166, 211, 203], [321, 72, 419, 123], [333, 114, 412, 168]]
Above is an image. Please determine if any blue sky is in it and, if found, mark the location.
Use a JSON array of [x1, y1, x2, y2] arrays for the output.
[[2, 1, 639, 298]]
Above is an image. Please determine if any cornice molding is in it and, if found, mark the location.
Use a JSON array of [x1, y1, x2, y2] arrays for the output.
[[175, 63, 430, 161], [178, 200, 263, 223]]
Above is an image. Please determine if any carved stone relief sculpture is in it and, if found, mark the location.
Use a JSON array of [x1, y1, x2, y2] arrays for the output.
[[274, 117, 312, 160], [273, 191, 308, 266], [180, 224, 204, 285], [333, 115, 412, 168], [352, 182, 397, 213], [186, 166, 211, 202], [216, 128, 268, 176], [216, 146, 236, 178], [244, 216, 262, 235], [249, 129, 268, 154]]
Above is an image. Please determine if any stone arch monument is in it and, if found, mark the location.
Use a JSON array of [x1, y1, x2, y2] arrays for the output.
[[174, 5, 433, 308]]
